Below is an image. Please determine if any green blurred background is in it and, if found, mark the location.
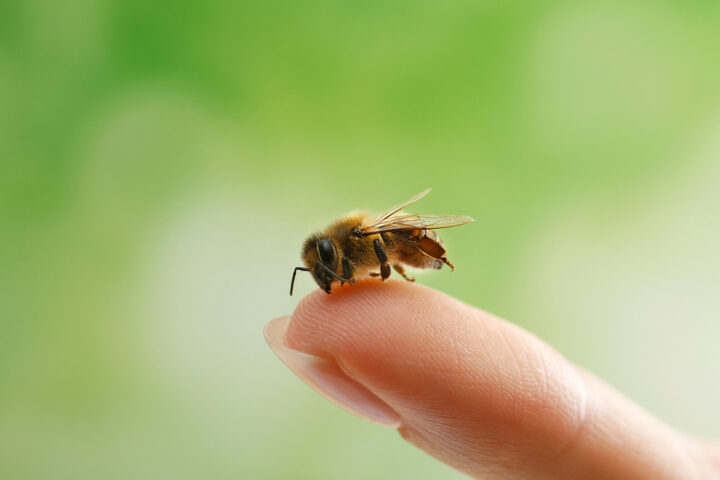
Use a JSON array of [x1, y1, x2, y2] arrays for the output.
[[2, 1, 720, 478]]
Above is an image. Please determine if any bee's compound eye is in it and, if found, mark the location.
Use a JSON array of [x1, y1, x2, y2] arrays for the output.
[[317, 239, 335, 265]]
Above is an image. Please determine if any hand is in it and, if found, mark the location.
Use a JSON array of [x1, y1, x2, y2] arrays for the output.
[[265, 280, 720, 479]]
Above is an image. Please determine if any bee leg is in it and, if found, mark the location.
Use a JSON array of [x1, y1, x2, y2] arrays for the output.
[[369, 272, 381, 277], [341, 256, 354, 285], [441, 257, 456, 271], [392, 264, 415, 282], [373, 238, 391, 281]]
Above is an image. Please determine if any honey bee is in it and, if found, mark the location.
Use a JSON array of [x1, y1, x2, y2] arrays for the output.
[[290, 188, 474, 295]]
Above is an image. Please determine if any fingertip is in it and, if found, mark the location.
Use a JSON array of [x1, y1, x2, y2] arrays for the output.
[[285, 279, 459, 359], [275, 281, 698, 480], [264, 315, 402, 427], [283, 280, 589, 473]]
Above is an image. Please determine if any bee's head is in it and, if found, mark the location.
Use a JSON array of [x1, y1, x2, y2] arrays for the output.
[[291, 234, 341, 295]]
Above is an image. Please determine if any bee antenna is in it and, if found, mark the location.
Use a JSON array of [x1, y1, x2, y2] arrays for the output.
[[318, 262, 350, 284], [290, 267, 310, 296]]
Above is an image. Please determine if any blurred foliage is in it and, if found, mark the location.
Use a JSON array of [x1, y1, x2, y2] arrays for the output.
[[1, 1, 720, 479]]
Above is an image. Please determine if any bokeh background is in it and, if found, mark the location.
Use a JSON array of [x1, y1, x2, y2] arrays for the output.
[[2, 1, 720, 478]]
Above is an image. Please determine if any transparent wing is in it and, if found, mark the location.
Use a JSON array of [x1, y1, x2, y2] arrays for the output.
[[361, 214, 475, 234], [369, 188, 432, 225]]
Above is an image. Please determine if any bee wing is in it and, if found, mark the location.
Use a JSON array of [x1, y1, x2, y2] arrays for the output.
[[361, 214, 475, 234], [370, 188, 432, 225]]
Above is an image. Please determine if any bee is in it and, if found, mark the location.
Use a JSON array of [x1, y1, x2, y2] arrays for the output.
[[290, 188, 474, 295]]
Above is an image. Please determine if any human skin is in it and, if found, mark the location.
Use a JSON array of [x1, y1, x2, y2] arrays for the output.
[[264, 280, 720, 479]]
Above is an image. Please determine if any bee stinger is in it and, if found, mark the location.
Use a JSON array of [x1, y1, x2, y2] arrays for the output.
[[290, 188, 474, 295]]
